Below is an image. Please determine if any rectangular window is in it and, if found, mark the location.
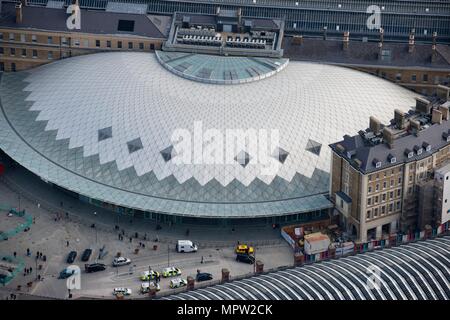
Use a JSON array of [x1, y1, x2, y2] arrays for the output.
[[83, 39, 89, 47], [0, 33, 3, 40], [383, 181, 387, 189], [21, 48, 26, 57], [128, 42, 133, 49], [47, 36, 53, 44], [10, 48, 15, 56], [374, 196, 379, 204], [150, 43, 155, 50], [382, 193, 386, 201], [396, 201, 401, 210], [11, 62, 16, 72], [411, 74, 417, 81], [374, 208, 378, 217], [117, 41, 122, 49], [389, 203, 393, 212], [398, 177, 402, 184], [389, 191, 394, 199], [423, 74, 428, 82], [95, 40, 100, 47], [20, 34, 25, 42], [31, 34, 37, 43], [107, 40, 111, 48], [368, 175, 372, 181], [139, 42, 144, 50], [47, 51, 53, 60], [74, 39, 80, 46], [397, 189, 401, 197], [376, 184, 379, 191], [32, 50, 37, 58], [381, 206, 386, 214], [0, 62, 4, 72], [0, 47, 3, 55], [367, 210, 371, 219], [9, 33, 14, 41], [390, 179, 394, 187], [61, 37, 67, 45], [368, 186, 372, 193], [367, 198, 371, 206]]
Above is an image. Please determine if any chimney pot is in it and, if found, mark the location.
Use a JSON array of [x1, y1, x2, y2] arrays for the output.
[[394, 109, 406, 129], [439, 105, 449, 120], [369, 116, 381, 134], [383, 127, 394, 149]]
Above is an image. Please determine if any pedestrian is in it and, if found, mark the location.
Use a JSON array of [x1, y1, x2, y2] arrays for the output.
[[66, 240, 69, 247], [60, 201, 63, 207], [201, 256, 204, 264], [26, 248, 30, 256], [142, 243, 145, 249], [37, 274, 41, 281], [135, 232, 138, 238], [13, 252, 16, 258], [129, 237, 132, 243], [122, 229, 125, 235], [29, 267, 32, 274], [66, 212, 69, 219], [39, 252, 42, 259]]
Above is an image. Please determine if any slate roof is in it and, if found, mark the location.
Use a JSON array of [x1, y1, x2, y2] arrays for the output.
[[283, 37, 450, 71], [0, 2, 167, 38]]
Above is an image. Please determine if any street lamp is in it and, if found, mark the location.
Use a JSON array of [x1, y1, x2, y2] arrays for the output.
[[167, 243, 170, 267], [93, 212, 98, 246]]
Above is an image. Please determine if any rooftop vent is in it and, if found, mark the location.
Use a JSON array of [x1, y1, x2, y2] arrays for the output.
[[98, 126, 112, 142], [160, 145, 176, 162], [235, 150, 251, 168], [423, 142, 431, 152], [272, 147, 289, 164], [305, 139, 322, 156], [443, 132, 450, 142], [118, 20, 135, 32], [127, 138, 143, 154]]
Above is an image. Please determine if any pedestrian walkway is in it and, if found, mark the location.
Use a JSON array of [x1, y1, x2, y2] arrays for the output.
[[0, 163, 284, 246]]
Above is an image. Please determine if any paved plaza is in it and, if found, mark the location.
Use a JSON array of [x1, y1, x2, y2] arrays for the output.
[[0, 165, 293, 300]]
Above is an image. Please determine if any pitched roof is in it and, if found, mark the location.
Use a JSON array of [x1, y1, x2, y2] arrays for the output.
[[0, 2, 167, 38], [283, 37, 450, 70]]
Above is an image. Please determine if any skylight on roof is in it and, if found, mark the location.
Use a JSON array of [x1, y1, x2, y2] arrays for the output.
[[118, 20, 135, 32]]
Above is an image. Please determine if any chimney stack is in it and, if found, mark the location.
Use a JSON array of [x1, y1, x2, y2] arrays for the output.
[[292, 35, 303, 46], [394, 109, 406, 129], [415, 97, 431, 113], [15, 3, 22, 24], [383, 127, 395, 149], [408, 29, 415, 53], [369, 116, 381, 135], [436, 85, 450, 101], [431, 32, 438, 63], [432, 109, 443, 125], [410, 119, 421, 136], [343, 31, 350, 51], [439, 105, 449, 120]]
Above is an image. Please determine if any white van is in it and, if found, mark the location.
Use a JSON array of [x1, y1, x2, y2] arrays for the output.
[[176, 240, 198, 253]]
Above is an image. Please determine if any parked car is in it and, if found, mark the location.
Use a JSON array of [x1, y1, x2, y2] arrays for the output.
[[112, 256, 131, 267], [162, 266, 181, 278], [66, 251, 77, 264], [140, 269, 160, 281], [236, 253, 255, 264], [113, 288, 132, 296], [81, 249, 92, 262], [85, 263, 106, 273], [58, 268, 76, 279], [235, 244, 254, 255], [141, 282, 161, 293], [169, 278, 188, 289], [196, 272, 213, 282]]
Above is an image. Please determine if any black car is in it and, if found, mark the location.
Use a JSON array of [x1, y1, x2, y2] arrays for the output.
[[81, 249, 92, 262], [196, 272, 213, 282], [58, 268, 75, 279], [236, 253, 255, 264], [85, 263, 106, 273], [66, 251, 77, 264]]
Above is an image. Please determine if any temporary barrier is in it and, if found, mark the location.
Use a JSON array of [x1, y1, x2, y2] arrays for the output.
[[0, 255, 24, 286], [0, 204, 33, 241]]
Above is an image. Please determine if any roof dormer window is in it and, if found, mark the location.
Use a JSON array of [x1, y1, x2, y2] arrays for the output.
[[405, 148, 413, 159], [373, 158, 382, 169], [443, 132, 450, 142], [414, 145, 423, 155], [388, 154, 396, 164], [423, 142, 431, 152]]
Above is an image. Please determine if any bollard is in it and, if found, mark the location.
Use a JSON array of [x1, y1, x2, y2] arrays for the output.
[[221, 268, 230, 283], [255, 260, 264, 274], [187, 276, 195, 290]]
